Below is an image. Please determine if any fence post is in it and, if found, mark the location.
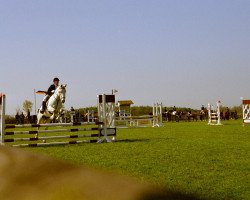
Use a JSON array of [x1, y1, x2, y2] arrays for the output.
[[97, 94, 112, 143], [217, 101, 222, 125], [0, 94, 6, 145]]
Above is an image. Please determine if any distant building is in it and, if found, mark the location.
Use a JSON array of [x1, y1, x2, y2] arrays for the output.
[[117, 100, 134, 120]]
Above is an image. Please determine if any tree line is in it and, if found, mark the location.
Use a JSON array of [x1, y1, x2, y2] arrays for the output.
[[5, 100, 243, 124]]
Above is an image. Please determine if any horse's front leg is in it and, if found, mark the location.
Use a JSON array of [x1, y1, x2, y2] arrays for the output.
[[50, 113, 55, 121], [36, 113, 42, 139]]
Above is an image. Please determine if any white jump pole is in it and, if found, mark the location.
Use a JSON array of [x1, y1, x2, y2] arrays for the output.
[[152, 104, 156, 127], [87, 110, 90, 123], [216, 101, 222, 125], [159, 103, 163, 126], [207, 103, 212, 125]]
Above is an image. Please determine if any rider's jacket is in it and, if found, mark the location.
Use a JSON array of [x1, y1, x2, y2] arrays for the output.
[[47, 84, 57, 95]]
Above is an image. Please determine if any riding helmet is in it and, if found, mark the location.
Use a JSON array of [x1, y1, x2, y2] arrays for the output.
[[53, 77, 60, 82]]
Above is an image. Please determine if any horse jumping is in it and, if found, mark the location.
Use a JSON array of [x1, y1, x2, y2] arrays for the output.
[[37, 84, 67, 124]]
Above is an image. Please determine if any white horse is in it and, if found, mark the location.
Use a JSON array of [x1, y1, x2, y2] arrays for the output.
[[37, 84, 67, 124]]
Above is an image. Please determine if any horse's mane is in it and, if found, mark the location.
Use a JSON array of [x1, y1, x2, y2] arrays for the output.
[[55, 84, 67, 93]]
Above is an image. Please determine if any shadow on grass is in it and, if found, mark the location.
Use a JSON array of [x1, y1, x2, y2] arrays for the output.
[[139, 189, 206, 200], [116, 139, 150, 143], [117, 137, 177, 143]]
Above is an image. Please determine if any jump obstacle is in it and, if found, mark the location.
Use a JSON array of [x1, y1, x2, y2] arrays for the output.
[[207, 101, 222, 125], [86, 110, 95, 123], [97, 94, 116, 142], [115, 103, 163, 128], [0, 94, 116, 147], [152, 103, 163, 127], [242, 99, 250, 126]]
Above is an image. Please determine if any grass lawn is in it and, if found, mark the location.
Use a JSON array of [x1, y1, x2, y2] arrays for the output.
[[21, 120, 250, 200]]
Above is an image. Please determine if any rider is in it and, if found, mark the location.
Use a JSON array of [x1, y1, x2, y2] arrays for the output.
[[40, 77, 60, 113], [201, 105, 205, 111]]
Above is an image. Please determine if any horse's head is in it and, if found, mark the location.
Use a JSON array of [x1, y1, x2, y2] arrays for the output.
[[56, 84, 67, 103]]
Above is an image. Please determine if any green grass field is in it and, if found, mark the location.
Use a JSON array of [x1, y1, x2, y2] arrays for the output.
[[21, 120, 250, 200]]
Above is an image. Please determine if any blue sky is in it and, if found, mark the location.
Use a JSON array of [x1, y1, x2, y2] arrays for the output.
[[0, 0, 250, 114]]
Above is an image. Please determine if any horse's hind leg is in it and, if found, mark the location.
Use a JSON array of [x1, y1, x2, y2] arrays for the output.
[[36, 113, 42, 139], [42, 125, 49, 143]]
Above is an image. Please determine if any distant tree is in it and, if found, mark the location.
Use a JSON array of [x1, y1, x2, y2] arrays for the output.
[[15, 107, 21, 114], [131, 106, 152, 116], [229, 106, 242, 114], [22, 100, 33, 114]]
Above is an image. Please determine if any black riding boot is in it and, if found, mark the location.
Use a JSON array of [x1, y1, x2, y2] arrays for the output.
[[40, 101, 46, 113]]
